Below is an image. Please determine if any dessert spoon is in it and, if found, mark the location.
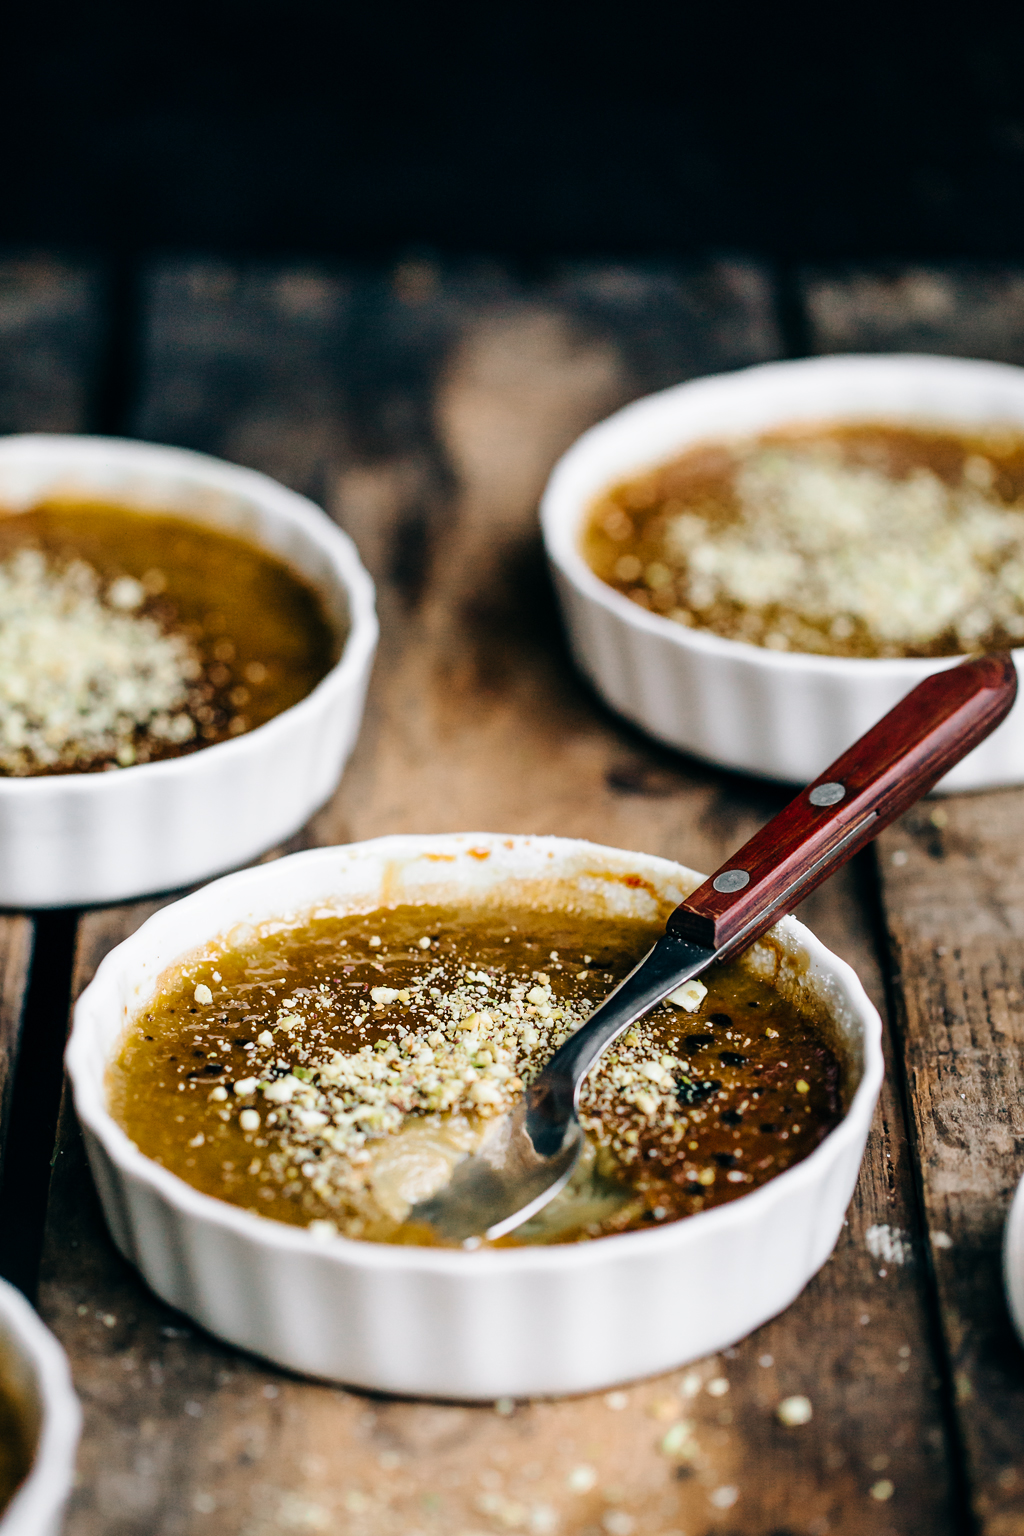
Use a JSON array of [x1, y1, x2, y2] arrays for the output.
[[412, 651, 1017, 1243]]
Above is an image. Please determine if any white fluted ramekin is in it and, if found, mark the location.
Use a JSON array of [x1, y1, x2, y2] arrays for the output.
[[0, 1279, 80, 1536], [1003, 1173, 1024, 1345], [0, 435, 377, 907], [541, 353, 1024, 789], [68, 833, 883, 1400]]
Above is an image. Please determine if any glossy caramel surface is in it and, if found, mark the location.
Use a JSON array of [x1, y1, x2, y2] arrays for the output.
[[0, 1374, 32, 1517], [0, 500, 338, 773], [110, 903, 844, 1246], [583, 421, 1024, 658]]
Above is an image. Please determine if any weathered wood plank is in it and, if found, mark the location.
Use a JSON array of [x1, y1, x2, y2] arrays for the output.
[[548, 258, 782, 383], [0, 256, 103, 433], [131, 261, 353, 499], [801, 265, 1024, 1534], [0, 919, 32, 1171], [0, 255, 103, 1282], [877, 801, 1024, 1535], [39, 259, 956, 1534], [801, 263, 1024, 362]]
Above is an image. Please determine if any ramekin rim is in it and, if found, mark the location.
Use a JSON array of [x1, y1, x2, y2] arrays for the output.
[[0, 432, 379, 796], [0, 1278, 80, 1536], [67, 832, 884, 1277]]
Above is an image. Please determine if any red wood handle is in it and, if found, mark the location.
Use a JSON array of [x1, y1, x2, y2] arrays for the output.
[[668, 652, 1018, 959]]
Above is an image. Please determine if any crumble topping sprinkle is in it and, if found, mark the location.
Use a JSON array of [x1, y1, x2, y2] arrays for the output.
[[0, 548, 199, 773], [595, 432, 1024, 656], [666, 446, 1024, 651], [199, 955, 709, 1232]]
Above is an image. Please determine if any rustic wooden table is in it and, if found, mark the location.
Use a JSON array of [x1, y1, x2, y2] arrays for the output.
[[2, 253, 1024, 1536]]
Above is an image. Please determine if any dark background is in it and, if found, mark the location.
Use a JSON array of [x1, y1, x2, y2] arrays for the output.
[[2, 0, 1023, 263]]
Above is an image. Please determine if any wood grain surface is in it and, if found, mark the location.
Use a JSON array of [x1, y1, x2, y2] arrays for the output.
[[0, 255, 102, 1234], [878, 800, 1024, 1536], [0, 257, 104, 434], [801, 265, 1024, 1536], [31, 258, 963, 1535], [0, 917, 32, 1175], [799, 264, 1024, 363]]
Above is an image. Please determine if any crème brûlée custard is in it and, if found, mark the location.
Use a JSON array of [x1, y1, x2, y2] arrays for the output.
[[0, 500, 339, 776], [583, 420, 1024, 659], [0, 1369, 32, 1518], [109, 899, 848, 1247]]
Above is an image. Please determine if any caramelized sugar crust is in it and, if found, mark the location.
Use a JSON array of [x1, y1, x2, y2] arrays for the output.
[[110, 904, 843, 1246], [584, 422, 1024, 659], [0, 1373, 32, 1516], [0, 501, 338, 774]]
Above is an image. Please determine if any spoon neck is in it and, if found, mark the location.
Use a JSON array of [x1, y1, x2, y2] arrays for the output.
[[535, 931, 718, 1106]]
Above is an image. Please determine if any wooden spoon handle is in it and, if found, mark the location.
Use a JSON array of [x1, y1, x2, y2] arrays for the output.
[[668, 652, 1018, 959]]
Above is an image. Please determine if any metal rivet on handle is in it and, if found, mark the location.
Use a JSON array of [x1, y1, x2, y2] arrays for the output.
[[713, 869, 750, 894], [809, 781, 846, 807]]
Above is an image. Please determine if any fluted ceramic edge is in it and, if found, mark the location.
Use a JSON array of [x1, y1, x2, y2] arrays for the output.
[[0, 435, 378, 906], [541, 354, 1024, 789], [0, 1279, 80, 1536], [68, 833, 884, 1399]]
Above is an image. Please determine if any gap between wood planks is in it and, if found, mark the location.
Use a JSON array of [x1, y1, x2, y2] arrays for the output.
[[0, 911, 78, 1299], [859, 840, 977, 1535]]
